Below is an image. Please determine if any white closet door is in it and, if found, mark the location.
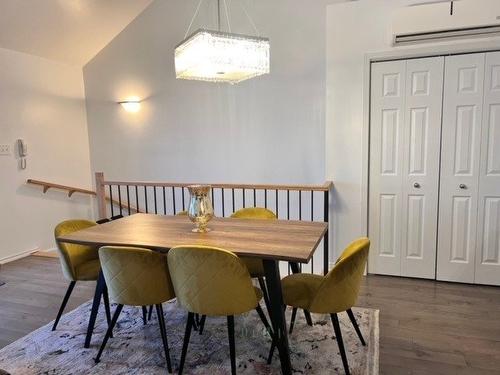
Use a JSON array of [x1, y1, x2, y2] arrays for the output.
[[400, 57, 444, 279], [475, 52, 500, 286], [369, 57, 443, 278], [437, 53, 485, 283], [369, 60, 406, 276]]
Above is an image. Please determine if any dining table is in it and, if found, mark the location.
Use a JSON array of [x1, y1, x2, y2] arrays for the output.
[[57, 213, 328, 375]]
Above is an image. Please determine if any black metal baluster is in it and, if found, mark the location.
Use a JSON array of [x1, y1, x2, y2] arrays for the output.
[[275, 190, 278, 217], [182, 187, 186, 211], [144, 186, 149, 213], [323, 190, 329, 276], [287, 190, 290, 220], [153, 187, 158, 214], [135, 186, 140, 212], [126, 185, 131, 215], [232, 188, 235, 213], [253, 189, 256, 207], [109, 185, 114, 217], [211, 188, 214, 211], [117, 185, 123, 216], [311, 190, 314, 274], [242, 189, 246, 208], [162, 187, 167, 215], [222, 188, 225, 217], [299, 191, 302, 220], [172, 187, 176, 214], [264, 189, 267, 209]]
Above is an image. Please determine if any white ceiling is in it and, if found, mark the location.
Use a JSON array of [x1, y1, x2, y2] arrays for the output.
[[0, 0, 153, 66]]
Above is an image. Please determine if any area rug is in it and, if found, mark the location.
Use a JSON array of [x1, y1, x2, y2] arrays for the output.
[[0, 300, 379, 374]]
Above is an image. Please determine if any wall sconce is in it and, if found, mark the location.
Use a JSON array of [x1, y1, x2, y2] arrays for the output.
[[119, 98, 141, 113]]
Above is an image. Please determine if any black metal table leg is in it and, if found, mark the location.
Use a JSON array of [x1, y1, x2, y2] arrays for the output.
[[84, 270, 106, 348], [263, 259, 292, 375], [289, 262, 313, 326]]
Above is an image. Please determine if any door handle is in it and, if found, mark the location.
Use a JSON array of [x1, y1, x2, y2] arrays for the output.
[[459, 184, 467, 189], [413, 182, 421, 188]]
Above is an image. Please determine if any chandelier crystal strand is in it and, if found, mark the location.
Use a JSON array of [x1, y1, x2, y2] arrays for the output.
[[175, 0, 269, 84]]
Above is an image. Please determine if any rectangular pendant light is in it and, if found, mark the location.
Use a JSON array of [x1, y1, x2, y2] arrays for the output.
[[175, 29, 270, 84]]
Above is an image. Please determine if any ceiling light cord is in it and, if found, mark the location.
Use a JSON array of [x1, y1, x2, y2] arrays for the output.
[[184, 0, 258, 38], [239, 0, 260, 36], [184, 0, 205, 38]]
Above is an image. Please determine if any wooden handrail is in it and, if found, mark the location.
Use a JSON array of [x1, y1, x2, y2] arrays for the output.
[[103, 180, 334, 192], [27, 179, 96, 197], [26, 179, 142, 214]]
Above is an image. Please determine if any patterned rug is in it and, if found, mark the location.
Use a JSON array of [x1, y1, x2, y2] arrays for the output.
[[0, 300, 379, 374]]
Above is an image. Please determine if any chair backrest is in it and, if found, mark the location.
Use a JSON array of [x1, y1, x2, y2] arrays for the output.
[[54, 220, 98, 281], [168, 246, 258, 316], [309, 238, 370, 314], [230, 207, 277, 220], [99, 246, 175, 306]]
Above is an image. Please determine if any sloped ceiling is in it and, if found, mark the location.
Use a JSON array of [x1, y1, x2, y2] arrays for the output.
[[0, 0, 153, 66]]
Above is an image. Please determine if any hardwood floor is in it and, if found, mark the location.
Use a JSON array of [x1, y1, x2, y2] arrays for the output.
[[0, 256, 499, 374]]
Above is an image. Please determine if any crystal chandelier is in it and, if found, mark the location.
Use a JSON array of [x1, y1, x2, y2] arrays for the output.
[[175, 0, 270, 84]]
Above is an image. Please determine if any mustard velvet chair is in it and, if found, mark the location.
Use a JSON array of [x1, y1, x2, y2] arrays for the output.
[[230, 208, 276, 306], [95, 246, 176, 372], [53, 220, 111, 331], [270, 238, 370, 375], [168, 245, 274, 375]]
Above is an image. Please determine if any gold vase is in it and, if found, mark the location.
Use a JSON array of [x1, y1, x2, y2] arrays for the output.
[[187, 185, 214, 233]]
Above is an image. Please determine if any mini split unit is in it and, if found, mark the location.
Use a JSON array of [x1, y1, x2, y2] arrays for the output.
[[393, 0, 500, 45]]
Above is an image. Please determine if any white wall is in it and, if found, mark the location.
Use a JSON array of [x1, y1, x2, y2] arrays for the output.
[[326, 0, 500, 259], [0, 47, 93, 262], [83, 0, 326, 185]]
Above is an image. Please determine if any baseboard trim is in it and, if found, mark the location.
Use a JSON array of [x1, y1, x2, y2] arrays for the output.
[[33, 248, 58, 258], [0, 247, 40, 265]]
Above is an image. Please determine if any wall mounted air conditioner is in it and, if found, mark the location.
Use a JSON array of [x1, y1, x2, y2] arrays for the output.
[[393, 0, 500, 45]]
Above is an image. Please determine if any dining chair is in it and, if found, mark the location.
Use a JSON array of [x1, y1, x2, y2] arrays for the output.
[[268, 238, 370, 375], [230, 208, 275, 307], [95, 246, 175, 373], [53, 220, 112, 331], [168, 245, 274, 375]]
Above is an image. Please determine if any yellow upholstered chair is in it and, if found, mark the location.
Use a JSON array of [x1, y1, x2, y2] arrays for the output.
[[270, 238, 370, 375], [95, 246, 176, 372], [230, 207, 276, 306], [168, 245, 274, 375], [53, 220, 111, 330]]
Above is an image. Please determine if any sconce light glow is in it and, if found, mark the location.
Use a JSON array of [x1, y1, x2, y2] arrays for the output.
[[119, 98, 141, 113]]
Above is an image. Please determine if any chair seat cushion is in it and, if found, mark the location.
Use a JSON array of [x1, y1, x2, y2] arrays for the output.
[[242, 257, 265, 278], [74, 259, 100, 281], [282, 273, 324, 310]]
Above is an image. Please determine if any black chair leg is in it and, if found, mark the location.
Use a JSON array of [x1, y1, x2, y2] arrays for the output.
[[178, 312, 195, 375], [95, 304, 124, 363], [258, 277, 271, 312], [199, 315, 207, 335], [331, 313, 350, 375], [52, 281, 76, 331], [289, 307, 298, 334], [156, 304, 173, 373], [255, 304, 274, 339], [142, 306, 148, 325], [267, 304, 287, 364], [102, 286, 113, 338], [148, 305, 154, 320], [227, 315, 236, 375], [347, 309, 366, 346], [304, 309, 313, 326]]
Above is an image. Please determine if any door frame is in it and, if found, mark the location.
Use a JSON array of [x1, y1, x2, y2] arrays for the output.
[[361, 39, 500, 274]]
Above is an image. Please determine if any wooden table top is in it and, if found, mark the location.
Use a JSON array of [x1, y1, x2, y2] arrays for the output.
[[58, 213, 328, 263]]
